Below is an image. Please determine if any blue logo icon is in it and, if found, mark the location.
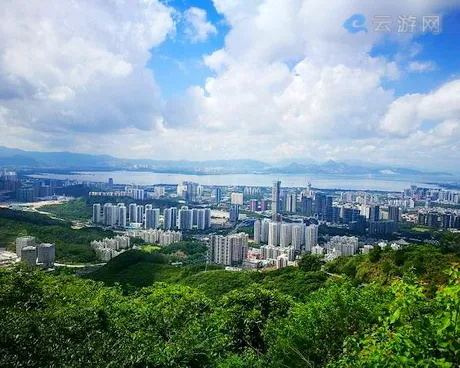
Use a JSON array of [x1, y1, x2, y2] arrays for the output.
[[343, 14, 368, 34]]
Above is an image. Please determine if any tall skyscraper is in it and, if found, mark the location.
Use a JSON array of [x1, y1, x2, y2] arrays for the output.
[[250, 199, 258, 212], [325, 196, 334, 222], [369, 205, 380, 222], [305, 224, 319, 252], [136, 205, 144, 225], [280, 223, 292, 247], [183, 182, 199, 202], [301, 195, 313, 216], [268, 221, 281, 246], [284, 192, 297, 213], [292, 224, 304, 251], [118, 205, 127, 228], [145, 208, 160, 229], [261, 219, 270, 243], [214, 187, 222, 203], [254, 220, 261, 244], [314, 193, 326, 219], [178, 206, 192, 230], [229, 205, 239, 222], [272, 180, 281, 221], [388, 206, 400, 222], [92, 203, 101, 223], [210, 233, 248, 266], [164, 208, 173, 230], [128, 203, 138, 223], [260, 199, 268, 212]]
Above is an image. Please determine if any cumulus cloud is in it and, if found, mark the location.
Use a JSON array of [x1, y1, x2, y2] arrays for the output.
[[0, 0, 175, 141], [0, 0, 459, 171], [183, 7, 217, 43], [407, 61, 437, 73], [380, 80, 460, 136]]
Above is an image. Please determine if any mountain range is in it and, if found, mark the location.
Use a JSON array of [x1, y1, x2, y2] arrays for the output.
[[0, 145, 452, 177]]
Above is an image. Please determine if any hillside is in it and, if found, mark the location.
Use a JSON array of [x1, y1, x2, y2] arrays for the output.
[[1, 235, 460, 367]]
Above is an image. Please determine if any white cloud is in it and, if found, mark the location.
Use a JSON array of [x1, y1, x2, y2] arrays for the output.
[[183, 7, 217, 43], [380, 80, 460, 136], [407, 61, 437, 73], [0, 0, 175, 135], [1, 0, 459, 171]]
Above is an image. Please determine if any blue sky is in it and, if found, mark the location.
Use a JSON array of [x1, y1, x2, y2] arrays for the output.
[[150, 3, 460, 99], [148, 0, 227, 98]]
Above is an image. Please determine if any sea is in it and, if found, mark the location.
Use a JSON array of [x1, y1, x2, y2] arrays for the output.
[[28, 171, 460, 192]]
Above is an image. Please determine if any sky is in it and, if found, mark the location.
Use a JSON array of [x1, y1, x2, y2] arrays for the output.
[[0, 0, 459, 170]]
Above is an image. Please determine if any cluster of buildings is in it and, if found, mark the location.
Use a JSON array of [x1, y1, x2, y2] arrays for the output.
[[92, 203, 212, 231], [90, 235, 131, 261], [127, 229, 182, 246], [254, 220, 319, 250], [209, 233, 249, 266], [15, 236, 55, 269]]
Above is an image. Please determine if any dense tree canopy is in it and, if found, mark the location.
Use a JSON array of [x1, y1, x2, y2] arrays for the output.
[[1, 235, 460, 367]]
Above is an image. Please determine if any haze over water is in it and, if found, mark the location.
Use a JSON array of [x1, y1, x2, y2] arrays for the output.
[[29, 171, 454, 192]]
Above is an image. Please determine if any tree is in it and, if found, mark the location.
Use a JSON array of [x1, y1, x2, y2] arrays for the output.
[[298, 253, 323, 272]]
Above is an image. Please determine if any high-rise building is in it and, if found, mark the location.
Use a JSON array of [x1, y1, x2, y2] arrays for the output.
[[16, 236, 36, 257], [305, 224, 319, 252], [260, 199, 269, 212], [291, 225, 304, 250], [272, 181, 281, 221], [183, 182, 199, 202], [280, 223, 292, 247], [261, 219, 270, 243], [145, 208, 160, 229], [21, 246, 37, 268], [214, 187, 222, 203], [250, 199, 258, 212], [92, 204, 101, 223], [388, 206, 400, 222], [231, 193, 244, 205], [332, 206, 341, 224], [118, 205, 127, 228], [128, 203, 138, 223], [204, 208, 211, 229], [314, 193, 326, 219], [108, 178, 114, 190], [210, 233, 249, 266], [229, 205, 239, 222], [37, 243, 56, 269], [254, 220, 261, 244], [268, 221, 281, 246], [325, 196, 334, 222], [163, 208, 172, 229], [103, 203, 118, 227], [178, 206, 193, 230], [136, 205, 145, 225], [369, 205, 380, 222], [276, 254, 289, 269], [197, 209, 206, 230], [301, 195, 313, 216], [284, 192, 297, 213]]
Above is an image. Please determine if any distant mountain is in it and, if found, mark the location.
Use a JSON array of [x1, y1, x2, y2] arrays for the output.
[[0, 145, 452, 177], [265, 160, 452, 176]]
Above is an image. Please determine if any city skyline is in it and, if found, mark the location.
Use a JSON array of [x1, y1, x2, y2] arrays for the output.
[[0, 1, 459, 170]]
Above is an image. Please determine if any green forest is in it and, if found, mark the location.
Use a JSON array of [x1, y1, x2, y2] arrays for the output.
[[0, 209, 115, 263], [1, 233, 460, 367]]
